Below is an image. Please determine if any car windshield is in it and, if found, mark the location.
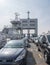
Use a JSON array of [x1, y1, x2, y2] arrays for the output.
[[4, 40, 25, 48], [47, 35, 50, 43]]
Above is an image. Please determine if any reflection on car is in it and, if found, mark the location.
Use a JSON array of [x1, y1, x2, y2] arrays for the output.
[[0, 40, 27, 65]]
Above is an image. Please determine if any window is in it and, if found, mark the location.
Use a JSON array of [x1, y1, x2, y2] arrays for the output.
[[23, 29, 28, 34], [23, 24, 27, 26], [39, 35, 43, 43], [47, 35, 50, 43], [42, 36, 46, 43], [29, 29, 35, 34], [30, 24, 35, 26], [23, 21, 27, 23], [30, 21, 35, 22]]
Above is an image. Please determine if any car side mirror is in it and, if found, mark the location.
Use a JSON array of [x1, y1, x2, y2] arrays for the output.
[[43, 44, 47, 47]]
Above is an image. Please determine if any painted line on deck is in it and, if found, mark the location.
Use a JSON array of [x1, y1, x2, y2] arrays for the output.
[[38, 54, 42, 59]]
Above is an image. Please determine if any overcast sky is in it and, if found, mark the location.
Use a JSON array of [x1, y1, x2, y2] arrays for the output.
[[0, 0, 50, 34]]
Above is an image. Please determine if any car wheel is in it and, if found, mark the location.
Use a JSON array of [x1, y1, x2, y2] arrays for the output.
[[44, 53, 48, 63], [23, 58, 27, 65], [33, 40, 34, 43], [38, 47, 40, 51], [36, 44, 38, 46]]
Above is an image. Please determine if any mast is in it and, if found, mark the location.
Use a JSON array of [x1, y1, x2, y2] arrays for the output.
[[27, 11, 30, 19]]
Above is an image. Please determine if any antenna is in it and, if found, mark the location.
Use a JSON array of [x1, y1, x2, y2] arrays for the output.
[[15, 12, 19, 21], [27, 11, 30, 19]]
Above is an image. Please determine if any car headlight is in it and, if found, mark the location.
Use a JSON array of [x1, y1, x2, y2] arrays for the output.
[[15, 50, 26, 62], [48, 46, 50, 48]]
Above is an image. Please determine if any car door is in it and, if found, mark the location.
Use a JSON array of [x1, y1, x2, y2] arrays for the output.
[[41, 35, 47, 53], [39, 35, 43, 46], [38, 35, 43, 51]]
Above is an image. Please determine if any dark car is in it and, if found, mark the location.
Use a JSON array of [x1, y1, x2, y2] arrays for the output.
[[38, 34, 50, 63], [0, 40, 27, 65]]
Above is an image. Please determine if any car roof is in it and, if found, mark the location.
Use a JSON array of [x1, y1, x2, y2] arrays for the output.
[[7, 40, 24, 44]]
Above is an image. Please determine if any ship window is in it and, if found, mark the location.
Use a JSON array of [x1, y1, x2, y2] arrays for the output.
[[30, 24, 35, 26], [30, 21, 35, 22], [23, 24, 27, 26], [22, 21, 27, 23]]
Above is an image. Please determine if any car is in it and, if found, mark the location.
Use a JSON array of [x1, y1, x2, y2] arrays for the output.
[[38, 34, 50, 63], [22, 37, 30, 48], [31, 37, 38, 45], [34, 37, 39, 46], [0, 40, 27, 65]]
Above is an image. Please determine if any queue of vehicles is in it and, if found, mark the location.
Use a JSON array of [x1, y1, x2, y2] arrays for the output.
[[31, 33, 50, 63], [38, 33, 50, 63]]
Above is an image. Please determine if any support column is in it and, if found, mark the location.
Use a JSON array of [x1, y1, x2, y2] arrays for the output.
[[35, 28, 38, 37], [27, 11, 30, 38], [35, 20, 38, 37]]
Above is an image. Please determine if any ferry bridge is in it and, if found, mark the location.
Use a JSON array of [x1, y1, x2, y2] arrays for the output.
[[11, 11, 38, 38], [2, 11, 38, 38]]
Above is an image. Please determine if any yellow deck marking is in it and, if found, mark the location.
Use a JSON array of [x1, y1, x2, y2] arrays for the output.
[[38, 54, 42, 59]]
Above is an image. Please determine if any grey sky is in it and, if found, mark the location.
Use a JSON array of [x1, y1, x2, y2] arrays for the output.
[[0, 0, 50, 34]]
